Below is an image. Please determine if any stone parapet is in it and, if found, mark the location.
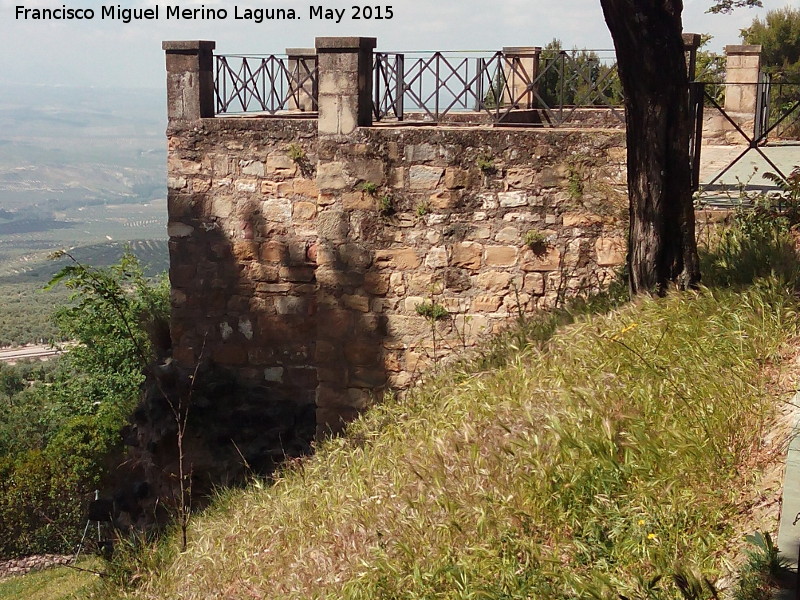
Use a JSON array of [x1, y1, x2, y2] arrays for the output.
[[163, 40, 216, 121], [315, 37, 376, 136]]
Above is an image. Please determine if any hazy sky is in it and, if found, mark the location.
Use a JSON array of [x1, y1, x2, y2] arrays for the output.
[[1, 0, 796, 90]]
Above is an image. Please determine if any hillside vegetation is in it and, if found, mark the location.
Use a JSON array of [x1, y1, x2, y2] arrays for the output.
[[0, 240, 168, 347], [92, 272, 798, 600]]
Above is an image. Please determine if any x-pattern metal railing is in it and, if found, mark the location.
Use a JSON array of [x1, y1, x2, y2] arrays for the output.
[[694, 79, 800, 190], [532, 50, 623, 125], [215, 54, 318, 115], [372, 49, 622, 125]]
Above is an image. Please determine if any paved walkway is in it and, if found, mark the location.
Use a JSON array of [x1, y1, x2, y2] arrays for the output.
[[698, 142, 799, 206]]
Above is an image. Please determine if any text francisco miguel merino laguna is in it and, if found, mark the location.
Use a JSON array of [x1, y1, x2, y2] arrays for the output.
[[16, 4, 395, 23]]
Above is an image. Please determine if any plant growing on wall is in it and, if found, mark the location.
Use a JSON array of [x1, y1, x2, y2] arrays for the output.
[[286, 143, 306, 162], [415, 298, 449, 371], [285, 143, 314, 178], [476, 155, 496, 175], [376, 194, 394, 217], [524, 229, 549, 255], [359, 181, 379, 196]]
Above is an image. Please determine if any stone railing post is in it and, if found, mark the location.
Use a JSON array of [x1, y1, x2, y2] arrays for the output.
[[502, 46, 541, 109], [724, 44, 762, 115], [286, 47, 317, 112], [163, 40, 216, 121], [315, 37, 377, 135], [682, 33, 701, 80]]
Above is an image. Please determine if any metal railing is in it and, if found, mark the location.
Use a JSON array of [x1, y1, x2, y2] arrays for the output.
[[691, 79, 800, 192], [372, 49, 623, 125], [215, 54, 318, 115]]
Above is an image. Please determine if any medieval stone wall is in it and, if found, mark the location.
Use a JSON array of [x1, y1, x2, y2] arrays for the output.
[[167, 116, 626, 436]]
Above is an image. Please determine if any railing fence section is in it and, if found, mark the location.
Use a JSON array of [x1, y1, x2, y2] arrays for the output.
[[372, 49, 623, 125], [215, 54, 318, 115]]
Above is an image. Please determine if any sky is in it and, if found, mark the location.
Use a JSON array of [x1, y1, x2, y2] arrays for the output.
[[0, 0, 797, 91]]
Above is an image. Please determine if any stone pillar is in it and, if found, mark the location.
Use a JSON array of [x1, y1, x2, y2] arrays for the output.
[[315, 37, 377, 135], [724, 45, 762, 115], [502, 47, 541, 108], [682, 33, 701, 80], [286, 48, 317, 112], [163, 40, 216, 121]]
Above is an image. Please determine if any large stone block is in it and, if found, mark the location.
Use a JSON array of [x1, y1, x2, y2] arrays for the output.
[[232, 241, 258, 261], [338, 243, 373, 269], [475, 270, 512, 292], [425, 246, 448, 268], [409, 166, 444, 190], [351, 367, 386, 388], [596, 236, 626, 266], [262, 198, 292, 222], [213, 343, 249, 366], [349, 159, 386, 185], [562, 212, 603, 227], [316, 161, 349, 190], [275, 296, 310, 315], [472, 295, 503, 312], [342, 191, 376, 210], [498, 191, 527, 207], [317, 308, 355, 339], [444, 167, 470, 190], [484, 245, 518, 267], [266, 152, 298, 175], [168, 222, 194, 238], [293, 201, 317, 220], [240, 160, 265, 177], [451, 242, 483, 269], [363, 271, 390, 295], [521, 246, 561, 271], [404, 143, 438, 162], [317, 210, 351, 240], [506, 168, 536, 189], [344, 340, 382, 366], [261, 241, 288, 263], [343, 294, 371, 312], [374, 248, 421, 270]]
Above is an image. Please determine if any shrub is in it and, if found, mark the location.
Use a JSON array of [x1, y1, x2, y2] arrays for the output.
[[415, 301, 449, 321], [376, 195, 394, 216], [733, 532, 788, 600], [700, 192, 800, 288]]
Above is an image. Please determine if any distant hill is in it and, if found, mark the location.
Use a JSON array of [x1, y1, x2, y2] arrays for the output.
[[0, 83, 166, 211]]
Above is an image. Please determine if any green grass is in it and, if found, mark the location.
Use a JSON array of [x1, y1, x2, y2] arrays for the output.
[[91, 277, 799, 600], [0, 560, 100, 600]]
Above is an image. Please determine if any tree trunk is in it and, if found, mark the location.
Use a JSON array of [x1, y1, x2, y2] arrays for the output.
[[599, 0, 701, 295]]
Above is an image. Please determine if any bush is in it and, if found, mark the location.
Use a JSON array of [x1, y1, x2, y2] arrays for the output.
[[0, 252, 169, 558], [700, 193, 800, 289], [0, 451, 88, 557], [733, 532, 788, 600]]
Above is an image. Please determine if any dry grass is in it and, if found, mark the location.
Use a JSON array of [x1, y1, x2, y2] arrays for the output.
[[91, 279, 800, 600]]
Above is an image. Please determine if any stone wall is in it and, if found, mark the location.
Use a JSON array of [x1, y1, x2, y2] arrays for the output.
[[165, 39, 627, 440], [167, 119, 626, 437], [0, 554, 72, 580]]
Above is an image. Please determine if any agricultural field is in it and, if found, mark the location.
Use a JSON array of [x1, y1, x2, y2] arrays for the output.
[[0, 83, 169, 347], [0, 201, 168, 347]]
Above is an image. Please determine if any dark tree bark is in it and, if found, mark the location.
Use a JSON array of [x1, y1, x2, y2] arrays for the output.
[[599, 0, 701, 295]]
